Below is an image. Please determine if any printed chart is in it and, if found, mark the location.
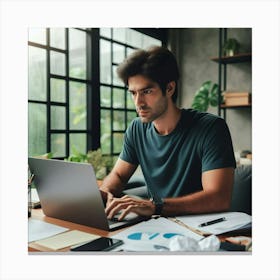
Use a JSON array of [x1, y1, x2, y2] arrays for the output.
[[127, 232, 183, 241], [112, 217, 203, 251]]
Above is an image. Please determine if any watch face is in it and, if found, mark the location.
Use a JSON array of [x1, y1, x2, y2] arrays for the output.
[[153, 196, 163, 204], [150, 194, 164, 215], [153, 198, 163, 215]]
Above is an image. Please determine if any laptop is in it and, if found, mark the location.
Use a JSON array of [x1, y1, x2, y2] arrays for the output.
[[28, 157, 147, 231]]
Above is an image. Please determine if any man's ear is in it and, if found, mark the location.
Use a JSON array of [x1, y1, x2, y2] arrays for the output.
[[166, 81, 176, 97]]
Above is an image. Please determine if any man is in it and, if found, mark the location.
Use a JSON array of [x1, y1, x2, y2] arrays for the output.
[[100, 46, 236, 221]]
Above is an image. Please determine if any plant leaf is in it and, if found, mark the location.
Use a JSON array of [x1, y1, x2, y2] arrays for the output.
[[199, 80, 211, 92], [191, 81, 220, 112], [209, 83, 219, 106]]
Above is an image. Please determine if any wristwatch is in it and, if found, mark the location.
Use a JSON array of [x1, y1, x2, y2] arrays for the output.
[[151, 196, 164, 216]]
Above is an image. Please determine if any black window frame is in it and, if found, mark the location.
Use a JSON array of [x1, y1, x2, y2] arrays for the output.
[[28, 28, 167, 159]]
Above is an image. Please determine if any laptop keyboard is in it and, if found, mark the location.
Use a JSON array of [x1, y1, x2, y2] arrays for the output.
[[108, 218, 120, 225], [107, 212, 140, 225]]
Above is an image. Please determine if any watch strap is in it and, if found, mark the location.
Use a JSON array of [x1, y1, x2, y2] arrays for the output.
[[151, 197, 164, 216]]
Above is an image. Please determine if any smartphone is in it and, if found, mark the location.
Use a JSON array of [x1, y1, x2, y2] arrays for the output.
[[70, 237, 123, 252]]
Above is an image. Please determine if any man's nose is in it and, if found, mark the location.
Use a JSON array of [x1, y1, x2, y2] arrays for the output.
[[134, 92, 145, 106]]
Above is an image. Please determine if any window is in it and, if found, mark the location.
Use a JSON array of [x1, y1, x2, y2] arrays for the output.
[[99, 28, 162, 156], [28, 28, 165, 158]]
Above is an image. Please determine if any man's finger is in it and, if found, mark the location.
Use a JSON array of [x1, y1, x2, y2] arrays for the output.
[[107, 201, 134, 219], [105, 195, 133, 214], [118, 204, 137, 220]]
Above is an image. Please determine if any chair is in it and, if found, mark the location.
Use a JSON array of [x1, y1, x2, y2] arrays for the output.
[[229, 164, 252, 215]]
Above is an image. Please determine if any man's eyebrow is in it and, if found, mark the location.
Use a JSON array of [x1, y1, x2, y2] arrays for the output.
[[128, 85, 154, 93]]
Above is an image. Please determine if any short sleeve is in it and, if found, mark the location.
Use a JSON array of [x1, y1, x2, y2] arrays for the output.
[[201, 118, 236, 172], [119, 120, 139, 165]]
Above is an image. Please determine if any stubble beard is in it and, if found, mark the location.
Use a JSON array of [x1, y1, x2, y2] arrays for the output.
[[138, 98, 168, 123]]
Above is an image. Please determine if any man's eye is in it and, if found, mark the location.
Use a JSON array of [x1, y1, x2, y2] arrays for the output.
[[143, 89, 152, 95]]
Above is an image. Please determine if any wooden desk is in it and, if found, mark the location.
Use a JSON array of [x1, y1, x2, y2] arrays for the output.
[[29, 209, 251, 252], [28, 209, 122, 252]]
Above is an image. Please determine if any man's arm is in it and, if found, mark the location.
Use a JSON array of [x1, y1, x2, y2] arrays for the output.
[[100, 158, 138, 198], [105, 167, 234, 220], [161, 167, 234, 215]]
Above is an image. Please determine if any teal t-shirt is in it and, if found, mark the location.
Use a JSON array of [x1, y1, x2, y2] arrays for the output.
[[119, 109, 236, 198]]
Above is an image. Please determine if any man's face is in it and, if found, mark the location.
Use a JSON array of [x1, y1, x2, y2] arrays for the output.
[[127, 75, 168, 123]]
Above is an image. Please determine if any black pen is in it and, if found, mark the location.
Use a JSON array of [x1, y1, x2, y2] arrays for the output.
[[198, 217, 226, 227]]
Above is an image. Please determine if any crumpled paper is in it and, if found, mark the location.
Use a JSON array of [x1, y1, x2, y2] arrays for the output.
[[168, 235, 220, 252]]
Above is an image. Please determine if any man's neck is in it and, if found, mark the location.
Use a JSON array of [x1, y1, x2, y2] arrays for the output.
[[153, 105, 182, 135]]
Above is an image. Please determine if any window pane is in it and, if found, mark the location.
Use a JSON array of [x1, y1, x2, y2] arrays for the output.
[[100, 28, 111, 39], [70, 133, 86, 154], [127, 47, 135, 56], [51, 106, 66, 129], [28, 103, 47, 156], [100, 39, 111, 84], [100, 109, 111, 154], [142, 34, 161, 48], [113, 132, 124, 154], [113, 43, 125, 64], [50, 28, 66, 49], [69, 29, 87, 79], [127, 111, 136, 126], [100, 86, 111, 107], [69, 81, 86, 130], [126, 29, 142, 48], [28, 28, 46, 45], [112, 28, 126, 43], [51, 134, 66, 157], [50, 78, 66, 102], [113, 88, 124, 108], [113, 110, 125, 130], [50, 51, 66, 75], [113, 65, 122, 86], [28, 46, 47, 101]]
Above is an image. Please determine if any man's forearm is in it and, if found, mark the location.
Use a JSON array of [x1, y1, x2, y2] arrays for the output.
[[161, 190, 231, 216], [99, 172, 125, 197], [99, 158, 137, 198]]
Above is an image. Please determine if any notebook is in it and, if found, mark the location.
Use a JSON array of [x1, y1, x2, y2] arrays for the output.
[[28, 157, 146, 231]]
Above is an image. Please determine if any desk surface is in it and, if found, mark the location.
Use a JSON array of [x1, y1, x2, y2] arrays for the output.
[[29, 209, 251, 253], [29, 209, 123, 252]]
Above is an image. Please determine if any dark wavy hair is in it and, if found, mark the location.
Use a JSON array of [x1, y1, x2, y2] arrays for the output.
[[116, 46, 180, 103]]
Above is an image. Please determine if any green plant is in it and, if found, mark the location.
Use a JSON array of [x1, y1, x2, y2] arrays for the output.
[[87, 149, 114, 179], [223, 38, 240, 56], [66, 148, 115, 180], [67, 148, 88, 163], [191, 81, 219, 112], [36, 152, 53, 159]]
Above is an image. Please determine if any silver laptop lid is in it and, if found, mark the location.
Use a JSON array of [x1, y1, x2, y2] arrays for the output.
[[28, 157, 110, 231]]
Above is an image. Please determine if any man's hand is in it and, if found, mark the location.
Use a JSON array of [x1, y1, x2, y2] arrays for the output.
[[105, 195, 155, 220], [100, 189, 114, 208]]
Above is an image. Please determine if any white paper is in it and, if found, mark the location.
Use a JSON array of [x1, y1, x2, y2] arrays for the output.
[[34, 230, 100, 250], [112, 217, 203, 252], [31, 188, 40, 204], [28, 219, 69, 242], [175, 212, 252, 235]]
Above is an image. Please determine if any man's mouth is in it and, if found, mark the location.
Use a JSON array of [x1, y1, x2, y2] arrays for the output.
[[138, 110, 149, 116]]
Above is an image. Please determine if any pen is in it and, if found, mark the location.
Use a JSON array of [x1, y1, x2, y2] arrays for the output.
[[198, 217, 226, 227]]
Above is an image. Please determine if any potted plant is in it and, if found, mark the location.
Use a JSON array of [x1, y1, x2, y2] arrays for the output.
[[66, 148, 115, 180], [191, 81, 219, 112], [223, 38, 240, 56], [87, 149, 114, 179]]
